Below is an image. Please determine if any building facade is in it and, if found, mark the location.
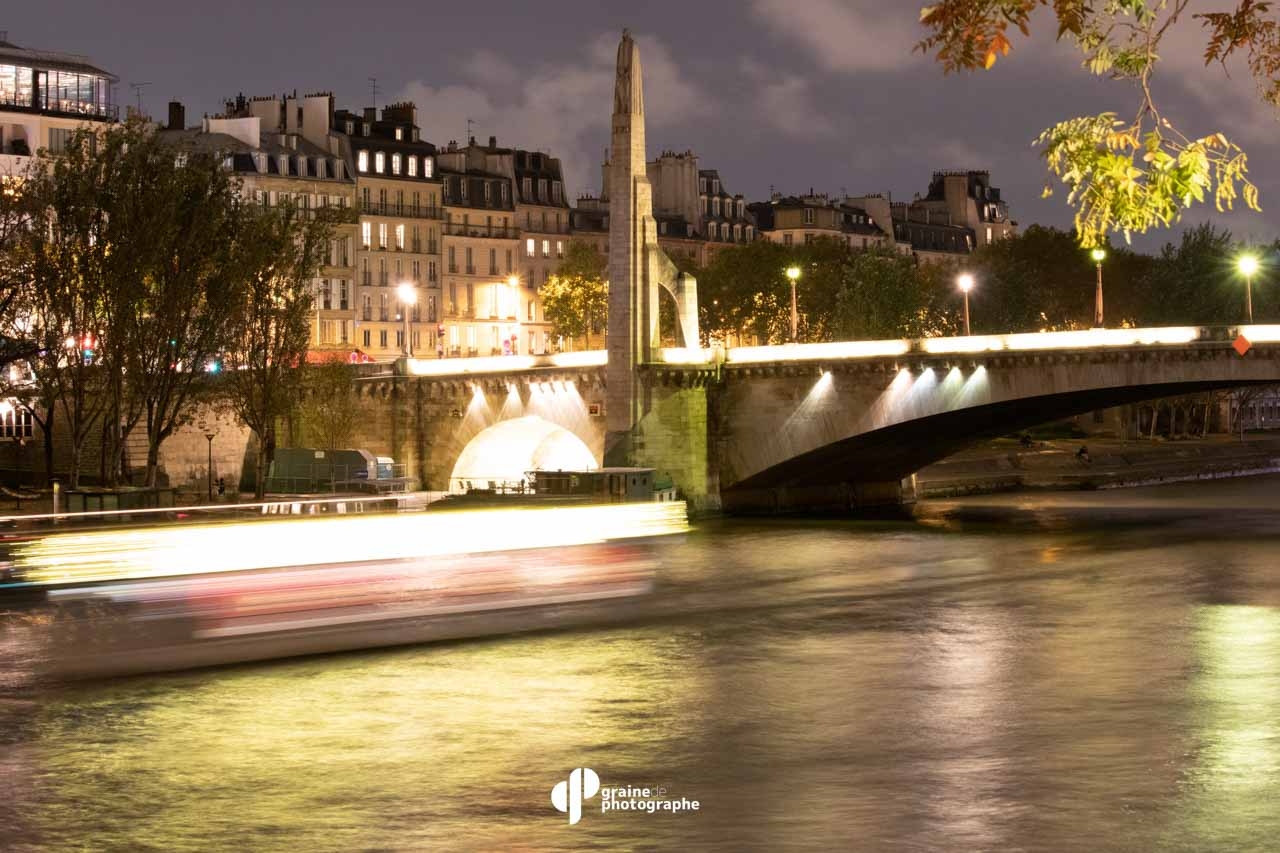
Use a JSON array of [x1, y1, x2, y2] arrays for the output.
[[749, 192, 890, 252], [0, 32, 117, 179], [339, 102, 444, 361], [164, 92, 360, 359], [434, 139, 521, 357]]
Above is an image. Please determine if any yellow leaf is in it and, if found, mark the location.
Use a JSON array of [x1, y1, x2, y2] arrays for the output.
[[984, 51, 998, 70]]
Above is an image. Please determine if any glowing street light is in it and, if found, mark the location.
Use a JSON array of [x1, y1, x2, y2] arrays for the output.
[[507, 274, 521, 354], [957, 273, 975, 336], [1238, 253, 1260, 323], [397, 282, 417, 357], [1090, 247, 1107, 328], [786, 266, 802, 343]]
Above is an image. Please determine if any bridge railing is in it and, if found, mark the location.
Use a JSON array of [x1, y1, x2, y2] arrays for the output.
[[386, 325, 1280, 378]]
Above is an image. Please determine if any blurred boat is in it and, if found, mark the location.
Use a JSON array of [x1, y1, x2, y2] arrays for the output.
[[2, 502, 688, 680]]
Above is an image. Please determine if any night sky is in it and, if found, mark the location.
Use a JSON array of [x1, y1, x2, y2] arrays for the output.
[[9, 1, 1276, 249]]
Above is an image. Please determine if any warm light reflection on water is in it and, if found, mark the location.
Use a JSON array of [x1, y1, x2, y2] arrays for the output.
[[4, 476, 1280, 850]]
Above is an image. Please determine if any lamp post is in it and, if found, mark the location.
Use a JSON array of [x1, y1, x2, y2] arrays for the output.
[[204, 431, 216, 503], [1091, 247, 1107, 327], [396, 282, 417, 357], [1238, 254, 1259, 323], [507, 274, 521, 354], [786, 266, 801, 343], [957, 273, 975, 336]]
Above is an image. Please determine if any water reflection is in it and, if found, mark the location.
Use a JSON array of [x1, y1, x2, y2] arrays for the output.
[[3, 476, 1280, 850]]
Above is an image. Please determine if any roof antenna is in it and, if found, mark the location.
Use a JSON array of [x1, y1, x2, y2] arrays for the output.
[[466, 117, 475, 144], [368, 76, 379, 109], [129, 81, 151, 115]]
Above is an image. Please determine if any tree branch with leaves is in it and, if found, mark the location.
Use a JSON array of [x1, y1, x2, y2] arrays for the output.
[[918, 0, 1272, 246]]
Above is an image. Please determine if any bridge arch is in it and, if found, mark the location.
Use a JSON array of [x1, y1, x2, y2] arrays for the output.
[[448, 415, 597, 491]]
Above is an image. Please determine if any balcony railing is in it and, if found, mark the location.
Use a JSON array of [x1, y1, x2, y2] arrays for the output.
[[1, 92, 118, 122], [442, 222, 518, 239], [357, 202, 443, 220]]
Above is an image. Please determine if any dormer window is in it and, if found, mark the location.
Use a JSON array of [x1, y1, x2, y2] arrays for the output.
[[297, 156, 308, 177], [803, 208, 815, 224], [522, 177, 532, 199], [500, 183, 509, 204], [552, 181, 562, 204], [375, 151, 385, 173], [395, 127, 404, 141], [357, 150, 369, 172], [391, 153, 401, 175], [278, 154, 288, 175], [345, 120, 355, 135], [407, 156, 417, 177], [423, 157, 434, 178]]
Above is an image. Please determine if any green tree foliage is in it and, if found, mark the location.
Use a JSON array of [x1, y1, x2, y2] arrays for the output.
[[301, 355, 359, 451], [541, 239, 608, 348], [694, 239, 958, 345], [918, 1, 1271, 247], [1131, 224, 1277, 324], [223, 201, 339, 498]]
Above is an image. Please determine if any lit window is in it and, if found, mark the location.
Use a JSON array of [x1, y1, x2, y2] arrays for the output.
[[541, 239, 550, 258], [395, 224, 405, 249], [395, 127, 404, 141], [391, 153, 402, 175], [526, 238, 536, 258], [423, 157, 433, 178], [357, 151, 369, 173], [361, 221, 371, 248], [379, 223, 387, 248], [556, 240, 563, 258], [407, 157, 417, 177], [375, 152, 385, 173]]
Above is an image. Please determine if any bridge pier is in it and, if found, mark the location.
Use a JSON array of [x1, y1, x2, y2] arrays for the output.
[[722, 480, 905, 515]]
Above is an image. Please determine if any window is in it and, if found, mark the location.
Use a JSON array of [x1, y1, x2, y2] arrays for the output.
[[396, 330, 404, 348], [465, 247, 474, 273], [484, 183, 492, 204], [556, 241, 563, 258], [362, 294, 372, 321], [538, 179, 547, 201], [339, 281, 349, 309], [379, 329, 388, 348], [407, 156, 417, 177], [428, 260, 437, 282], [713, 179, 721, 193], [379, 293, 389, 321], [378, 258, 387, 285], [713, 198, 721, 216], [378, 223, 388, 249], [489, 248, 497, 275], [395, 224, 405, 250], [522, 177, 532, 198], [505, 249, 513, 272], [783, 233, 793, 247], [361, 187, 371, 209], [500, 183, 509, 204], [423, 157, 433, 178], [541, 239, 550, 258], [803, 208, 814, 224], [526, 238, 536, 258], [319, 279, 332, 310], [363, 329, 371, 347], [804, 232, 815, 245], [552, 182, 562, 204], [375, 151, 385, 173], [357, 150, 369, 172], [361, 257, 371, 286], [361, 221, 371, 248], [699, 178, 707, 192], [528, 300, 536, 322]]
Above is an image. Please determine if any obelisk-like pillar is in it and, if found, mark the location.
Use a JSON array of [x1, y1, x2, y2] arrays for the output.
[[605, 29, 650, 465]]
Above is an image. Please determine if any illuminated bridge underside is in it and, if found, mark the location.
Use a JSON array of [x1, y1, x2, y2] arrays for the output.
[[718, 343, 1280, 512]]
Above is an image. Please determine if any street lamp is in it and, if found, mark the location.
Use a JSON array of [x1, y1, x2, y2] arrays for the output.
[[1090, 247, 1107, 327], [506, 275, 521, 354], [786, 266, 802, 343], [204, 431, 216, 503], [1238, 253, 1260, 323], [957, 273, 975, 336], [396, 282, 417, 357]]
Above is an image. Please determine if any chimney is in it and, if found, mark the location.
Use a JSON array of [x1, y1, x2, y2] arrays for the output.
[[363, 107, 377, 123], [167, 101, 185, 130], [488, 135, 496, 149]]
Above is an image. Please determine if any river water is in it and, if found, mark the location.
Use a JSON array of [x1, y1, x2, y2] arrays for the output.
[[3, 476, 1280, 852]]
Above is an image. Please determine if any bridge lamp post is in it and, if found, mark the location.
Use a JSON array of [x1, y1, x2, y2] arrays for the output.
[[397, 282, 417, 357], [1090, 247, 1107, 327], [957, 273, 975, 336], [786, 266, 802, 343], [507, 274, 521, 354], [1238, 254, 1260, 323]]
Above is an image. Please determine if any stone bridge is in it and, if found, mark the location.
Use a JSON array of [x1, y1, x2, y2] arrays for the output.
[[345, 325, 1280, 513]]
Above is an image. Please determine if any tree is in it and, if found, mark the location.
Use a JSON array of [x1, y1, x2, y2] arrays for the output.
[[301, 355, 358, 450], [542, 239, 608, 349], [918, 1, 1272, 246], [830, 249, 959, 340], [696, 240, 793, 346], [224, 201, 338, 499]]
